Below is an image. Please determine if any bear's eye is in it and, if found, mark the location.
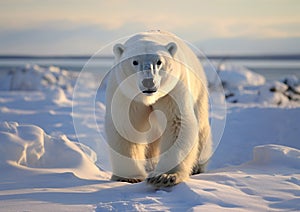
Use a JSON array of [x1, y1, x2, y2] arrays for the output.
[[156, 60, 162, 66], [132, 60, 139, 66]]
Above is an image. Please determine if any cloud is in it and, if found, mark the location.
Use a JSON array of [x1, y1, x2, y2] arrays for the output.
[[1, 0, 300, 54], [196, 37, 300, 54], [1, 22, 300, 55], [2, 0, 300, 37], [0, 22, 146, 55]]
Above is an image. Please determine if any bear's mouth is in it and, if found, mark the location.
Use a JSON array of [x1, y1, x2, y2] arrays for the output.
[[142, 89, 157, 94]]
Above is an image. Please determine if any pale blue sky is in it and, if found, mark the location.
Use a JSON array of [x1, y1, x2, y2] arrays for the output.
[[0, 0, 299, 55]]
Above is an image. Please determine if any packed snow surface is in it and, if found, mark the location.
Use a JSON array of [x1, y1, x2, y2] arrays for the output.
[[0, 64, 299, 211]]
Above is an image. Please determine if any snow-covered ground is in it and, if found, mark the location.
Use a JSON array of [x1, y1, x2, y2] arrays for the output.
[[0, 64, 299, 211]]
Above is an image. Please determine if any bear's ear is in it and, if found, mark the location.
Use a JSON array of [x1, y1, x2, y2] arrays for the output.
[[166, 42, 177, 57], [113, 43, 125, 59]]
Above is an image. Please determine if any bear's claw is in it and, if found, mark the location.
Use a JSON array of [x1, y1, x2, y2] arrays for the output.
[[146, 173, 179, 187]]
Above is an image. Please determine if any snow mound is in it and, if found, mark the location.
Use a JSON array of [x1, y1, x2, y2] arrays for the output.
[[281, 75, 299, 88], [0, 64, 76, 92], [0, 121, 104, 179], [218, 63, 300, 106], [257, 81, 290, 106], [209, 107, 300, 169], [250, 144, 300, 168], [218, 63, 265, 89]]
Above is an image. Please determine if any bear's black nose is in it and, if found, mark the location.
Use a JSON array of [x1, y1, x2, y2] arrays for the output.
[[142, 78, 155, 89]]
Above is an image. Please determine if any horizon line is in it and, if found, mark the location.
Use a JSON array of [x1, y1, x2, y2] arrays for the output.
[[0, 53, 300, 61]]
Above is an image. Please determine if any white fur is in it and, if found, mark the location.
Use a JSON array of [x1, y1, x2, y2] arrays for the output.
[[105, 30, 212, 186]]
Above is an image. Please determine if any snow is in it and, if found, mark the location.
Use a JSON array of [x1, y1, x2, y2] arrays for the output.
[[0, 64, 76, 92], [0, 121, 106, 180], [218, 63, 300, 107], [218, 63, 266, 89], [0, 64, 299, 211]]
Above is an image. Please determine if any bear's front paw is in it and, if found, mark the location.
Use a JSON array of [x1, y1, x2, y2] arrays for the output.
[[111, 175, 144, 184], [146, 173, 180, 188]]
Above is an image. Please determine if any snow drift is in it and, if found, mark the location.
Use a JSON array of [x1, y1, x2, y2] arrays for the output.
[[218, 63, 266, 89], [0, 64, 76, 92], [0, 121, 105, 180], [250, 144, 300, 168]]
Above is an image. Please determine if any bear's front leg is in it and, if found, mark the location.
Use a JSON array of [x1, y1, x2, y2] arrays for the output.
[[106, 121, 148, 183], [147, 97, 199, 188], [105, 97, 154, 183], [146, 142, 199, 187]]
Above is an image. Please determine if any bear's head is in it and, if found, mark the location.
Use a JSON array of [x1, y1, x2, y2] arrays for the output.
[[112, 39, 181, 105]]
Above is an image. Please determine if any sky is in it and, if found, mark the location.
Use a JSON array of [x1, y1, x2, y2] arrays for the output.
[[0, 0, 300, 55]]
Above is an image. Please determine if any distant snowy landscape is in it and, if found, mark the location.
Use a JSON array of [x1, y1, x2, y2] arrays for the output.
[[0, 64, 299, 211]]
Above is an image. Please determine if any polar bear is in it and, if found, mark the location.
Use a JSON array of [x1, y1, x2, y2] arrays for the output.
[[105, 30, 212, 187]]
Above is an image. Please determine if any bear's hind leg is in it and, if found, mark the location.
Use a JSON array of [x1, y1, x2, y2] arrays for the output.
[[191, 126, 212, 175], [191, 161, 208, 175]]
